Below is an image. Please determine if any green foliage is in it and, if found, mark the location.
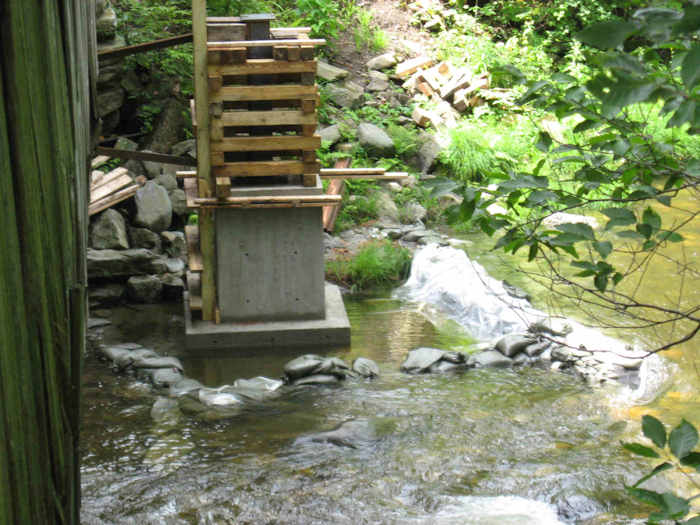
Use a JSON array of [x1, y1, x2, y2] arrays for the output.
[[353, 9, 388, 52], [334, 180, 380, 232], [326, 240, 412, 291], [387, 123, 420, 158], [443, 4, 700, 296], [295, 0, 342, 39], [623, 416, 700, 524]]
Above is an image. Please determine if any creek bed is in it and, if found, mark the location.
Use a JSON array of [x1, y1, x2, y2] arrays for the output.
[[81, 298, 652, 524]]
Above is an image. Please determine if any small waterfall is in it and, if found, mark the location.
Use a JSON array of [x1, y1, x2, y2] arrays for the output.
[[397, 244, 647, 363]]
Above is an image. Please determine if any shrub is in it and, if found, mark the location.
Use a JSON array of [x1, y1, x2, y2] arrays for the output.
[[326, 240, 413, 291]]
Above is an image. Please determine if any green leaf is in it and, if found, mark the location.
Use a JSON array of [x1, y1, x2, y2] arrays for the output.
[[682, 517, 700, 524], [576, 21, 638, 49], [594, 241, 613, 258], [643, 207, 662, 231], [617, 230, 645, 239], [536, 131, 552, 152], [595, 273, 608, 292], [528, 243, 538, 262], [637, 223, 653, 239], [612, 272, 624, 285], [682, 44, 700, 90], [556, 223, 596, 240], [602, 208, 636, 229], [668, 100, 696, 128], [625, 486, 665, 508], [623, 442, 661, 458], [680, 452, 700, 470], [669, 420, 699, 459], [643, 415, 667, 448], [633, 462, 672, 487]]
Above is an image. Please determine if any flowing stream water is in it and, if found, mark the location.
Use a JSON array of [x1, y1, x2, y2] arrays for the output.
[[81, 192, 699, 524]]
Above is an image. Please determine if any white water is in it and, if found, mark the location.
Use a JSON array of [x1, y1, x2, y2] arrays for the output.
[[397, 244, 646, 364]]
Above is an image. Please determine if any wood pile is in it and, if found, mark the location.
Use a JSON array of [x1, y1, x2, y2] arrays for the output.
[[394, 57, 516, 129], [89, 166, 145, 216]]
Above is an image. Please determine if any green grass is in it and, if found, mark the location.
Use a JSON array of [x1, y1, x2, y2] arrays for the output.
[[326, 240, 413, 291]]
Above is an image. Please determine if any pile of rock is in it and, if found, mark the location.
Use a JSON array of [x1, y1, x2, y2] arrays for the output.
[[96, 342, 382, 420], [88, 141, 196, 306]]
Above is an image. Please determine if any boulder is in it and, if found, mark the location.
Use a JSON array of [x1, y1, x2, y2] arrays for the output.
[[283, 354, 352, 384], [140, 151, 163, 179], [367, 71, 390, 92], [300, 419, 382, 449], [155, 173, 178, 192], [89, 283, 125, 306], [401, 347, 467, 374], [319, 124, 341, 145], [326, 82, 364, 109], [495, 333, 538, 358], [161, 258, 185, 274], [134, 181, 172, 233], [171, 139, 196, 158], [114, 136, 138, 152], [417, 134, 446, 173], [358, 123, 395, 157], [367, 53, 397, 70], [169, 189, 188, 216], [169, 378, 204, 398], [127, 275, 163, 303], [197, 386, 245, 408], [471, 350, 513, 368], [149, 98, 185, 153], [91, 209, 129, 249], [150, 368, 185, 389], [87, 248, 162, 278], [352, 357, 380, 378], [402, 202, 427, 223], [160, 274, 185, 300], [373, 190, 400, 224], [95, 87, 124, 118], [150, 397, 180, 423], [161, 231, 186, 258], [317, 60, 349, 81], [232, 377, 285, 401], [132, 355, 183, 371], [96, 5, 117, 42], [293, 374, 341, 386], [129, 227, 161, 251]]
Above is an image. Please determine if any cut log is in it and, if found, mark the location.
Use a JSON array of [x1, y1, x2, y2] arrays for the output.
[[396, 56, 434, 78], [412, 106, 442, 128]]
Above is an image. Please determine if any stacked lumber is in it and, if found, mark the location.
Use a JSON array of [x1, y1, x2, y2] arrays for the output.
[[394, 56, 516, 128], [89, 167, 144, 216], [192, 22, 325, 200]]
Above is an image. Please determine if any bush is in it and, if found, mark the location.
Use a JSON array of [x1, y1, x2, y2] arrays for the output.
[[326, 240, 413, 291]]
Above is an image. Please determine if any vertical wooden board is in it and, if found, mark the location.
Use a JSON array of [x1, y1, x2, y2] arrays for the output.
[[287, 45, 301, 61], [273, 46, 288, 61], [301, 99, 316, 114], [199, 209, 217, 321], [300, 46, 314, 61]]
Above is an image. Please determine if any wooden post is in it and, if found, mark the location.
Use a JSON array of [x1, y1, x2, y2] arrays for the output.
[[193, 0, 217, 321], [1, 0, 91, 522]]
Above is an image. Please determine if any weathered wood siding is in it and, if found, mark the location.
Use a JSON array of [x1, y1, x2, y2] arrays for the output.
[[0, 0, 92, 523]]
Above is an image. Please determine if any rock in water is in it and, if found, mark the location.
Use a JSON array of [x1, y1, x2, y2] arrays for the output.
[[198, 386, 245, 407], [353, 357, 380, 378], [232, 377, 284, 401], [150, 397, 180, 423], [169, 378, 203, 398], [151, 368, 184, 388], [401, 347, 466, 374], [471, 350, 513, 368], [293, 374, 341, 386], [283, 354, 326, 380], [495, 333, 538, 358]]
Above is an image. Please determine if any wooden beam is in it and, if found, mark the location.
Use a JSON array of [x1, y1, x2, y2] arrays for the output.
[[95, 147, 197, 167], [185, 225, 203, 272], [220, 109, 317, 126], [212, 160, 315, 177], [208, 38, 325, 49], [323, 157, 351, 232], [319, 172, 409, 180], [97, 33, 193, 60], [208, 59, 316, 76], [210, 84, 317, 102], [193, 0, 216, 322], [216, 177, 231, 199], [210, 135, 321, 152], [320, 167, 385, 176], [88, 184, 140, 216]]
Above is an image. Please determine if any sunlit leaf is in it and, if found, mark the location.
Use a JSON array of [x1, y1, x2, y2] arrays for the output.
[[670, 420, 699, 459]]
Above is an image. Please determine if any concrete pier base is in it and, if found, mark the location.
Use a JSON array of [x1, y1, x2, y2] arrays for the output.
[[184, 283, 351, 350]]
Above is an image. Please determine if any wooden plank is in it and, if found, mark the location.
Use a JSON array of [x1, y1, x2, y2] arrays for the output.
[[271, 27, 312, 38], [303, 174, 317, 187], [97, 33, 193, 60], [187, 271, 202, 311], [287, 45, 301, 61], [396, 56, 434, 78], [208, 74, 223, 92], [216, 176, 231, 199], [208, 59, 316, 76], [220, 109, 316, 126], [90, 173, 132, 203], [321, 167, 385, 176], [323, 157, 351, 232], [90, 166, 129, 190], [212, 160, 312, 177], [195, 194, 342, 204], [210, 84, 317, 102], [301, 99, 316, 114], [91, 155, 110, 169], [185, 225, 203, 272], [184, 177, 198, 208], [95, 147, 198, 167], [207, 23, 245, 42], [210, 135, 321, 152], [88, 184, 139, 216], [193, 0, 216, 322], [208, 38, 326, 50], [319, 173, 409, 180]]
